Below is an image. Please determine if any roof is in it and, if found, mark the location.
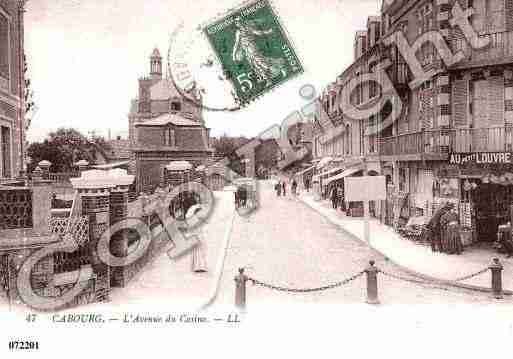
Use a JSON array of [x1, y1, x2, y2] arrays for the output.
[[106, 139, 131, 160], [91, 160, 131, 170], [135, 113, 201, 127], [367, 16, 381, 24], [0, 230, 60, 252], [166, 160, 193, 171], [151, 48, 161, 58]]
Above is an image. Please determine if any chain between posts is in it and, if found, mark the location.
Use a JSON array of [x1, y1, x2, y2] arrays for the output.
[[247, 271, 365, 293], [379, 267, 490, 285], [452, 268, 489, 282]]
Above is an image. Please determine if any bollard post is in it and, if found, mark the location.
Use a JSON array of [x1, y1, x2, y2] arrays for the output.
[[234, 268, 249, 310], [489, 258, 504, 299], [365, 260, 380, 305]]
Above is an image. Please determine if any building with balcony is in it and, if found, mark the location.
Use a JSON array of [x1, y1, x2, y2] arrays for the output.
[[0, 0, 24, 181], [312, 0, 513, 241]]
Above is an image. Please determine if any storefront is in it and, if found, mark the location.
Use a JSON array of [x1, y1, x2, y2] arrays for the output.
[[324, 164, 365, 216], [441, 152, 513, 243]]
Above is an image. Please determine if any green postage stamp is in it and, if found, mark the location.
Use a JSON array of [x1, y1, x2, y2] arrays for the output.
[[204, 0, 304, 105]]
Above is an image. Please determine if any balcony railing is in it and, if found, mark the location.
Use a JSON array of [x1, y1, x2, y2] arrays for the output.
[[46, 172, 81, 183], [453, 30, 513, 68], [378, 127, 513, 157]]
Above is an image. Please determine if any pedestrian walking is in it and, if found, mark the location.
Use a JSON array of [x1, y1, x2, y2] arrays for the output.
[[440, 203, 463, 255], [330, 186, 338, 209], [292, 179, 298, 196], [282, 181, 287, 196], [276, 180, 282, 196], [337, 185, 344, 211], [426, 202, 451, 252], [186, 204, 207, 273]]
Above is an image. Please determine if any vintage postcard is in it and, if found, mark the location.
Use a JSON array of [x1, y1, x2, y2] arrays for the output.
[[1, 0, 513, 356]]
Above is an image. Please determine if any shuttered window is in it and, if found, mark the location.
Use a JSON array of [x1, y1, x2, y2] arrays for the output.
[[473, 79, 489, 127], [488, 76, 505, 126], [473, 0, 506, 34], [489, 0, 506, 33], [452, 79, 469, 127]]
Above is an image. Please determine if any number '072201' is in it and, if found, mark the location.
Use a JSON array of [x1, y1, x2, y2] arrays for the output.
[[8, 341, 40, 350]]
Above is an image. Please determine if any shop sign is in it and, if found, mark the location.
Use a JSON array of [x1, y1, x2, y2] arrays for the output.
[[449, 152, 513, 165], [345, 176, 386, 202]]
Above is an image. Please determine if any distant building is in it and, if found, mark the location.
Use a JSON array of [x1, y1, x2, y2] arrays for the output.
[[128, 48, 213, 193], [0, 0, 24, 180]]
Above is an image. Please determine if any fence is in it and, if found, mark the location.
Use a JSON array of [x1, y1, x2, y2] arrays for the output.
[[379, 127, 513, 157], [233, 258, 507, 310]]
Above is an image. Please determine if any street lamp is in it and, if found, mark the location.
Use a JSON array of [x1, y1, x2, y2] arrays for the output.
[[242, 158, 251, 178]]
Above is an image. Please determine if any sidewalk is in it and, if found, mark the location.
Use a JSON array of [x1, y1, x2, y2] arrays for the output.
[[299, 192, 513, 292]]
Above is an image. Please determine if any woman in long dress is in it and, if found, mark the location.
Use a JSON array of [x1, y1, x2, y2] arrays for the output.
[[232, 18, 287, 87], [186, 204, 207, 273]]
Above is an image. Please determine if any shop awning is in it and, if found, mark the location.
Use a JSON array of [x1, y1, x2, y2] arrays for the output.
[[325, 167, 364, 185], [316, 157, 333, 169], [316, 166, 344, 179], [295, 165, 315, 177]]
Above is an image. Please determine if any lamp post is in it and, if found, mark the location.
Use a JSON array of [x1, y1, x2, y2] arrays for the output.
[[242, 158, 251, 178]]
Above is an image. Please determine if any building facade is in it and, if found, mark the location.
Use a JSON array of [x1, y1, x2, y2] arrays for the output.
[[0, 0, 24, 181], [313, 0, 513, 240], [129, 49, 213, 193]]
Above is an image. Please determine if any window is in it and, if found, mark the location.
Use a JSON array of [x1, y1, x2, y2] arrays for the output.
[[345, 124, 352, 154], [1, 126, 11, 178], [368, 115, 377, 153], [170, 100, 181, 112], [417, 3, 433, 35], [359, 121, 365, 155], [399, 168, 407, 192], [0, 11, 10, 91], [472, 0, 505, 35]]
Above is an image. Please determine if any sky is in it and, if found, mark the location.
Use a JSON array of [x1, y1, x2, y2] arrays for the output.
[[24, 0, 382, 142]]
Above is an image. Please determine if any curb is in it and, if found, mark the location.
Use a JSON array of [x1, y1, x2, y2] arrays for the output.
[[298, 195, 513, 297]]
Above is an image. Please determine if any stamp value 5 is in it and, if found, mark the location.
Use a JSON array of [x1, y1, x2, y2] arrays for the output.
[[204, 0, 303, 105]]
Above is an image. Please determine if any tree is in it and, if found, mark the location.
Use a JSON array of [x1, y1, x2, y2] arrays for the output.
[[27, 128, 109, 173], [212, 134, 240, 156], [23, 54, 36, 131]]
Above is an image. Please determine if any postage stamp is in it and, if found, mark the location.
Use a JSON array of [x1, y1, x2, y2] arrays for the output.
[[204, 0, 304, 105]]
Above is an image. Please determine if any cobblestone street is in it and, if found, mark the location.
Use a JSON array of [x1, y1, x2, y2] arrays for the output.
[[212, 181, 513, 307]]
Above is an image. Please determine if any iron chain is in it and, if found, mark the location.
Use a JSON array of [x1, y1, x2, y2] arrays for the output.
[[452, 268, 489, 282], [248, 271, 365, 293], [378, 270, 434, 286]]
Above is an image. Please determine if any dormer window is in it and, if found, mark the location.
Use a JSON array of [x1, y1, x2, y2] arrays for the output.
[[170, 100, 181, 112]]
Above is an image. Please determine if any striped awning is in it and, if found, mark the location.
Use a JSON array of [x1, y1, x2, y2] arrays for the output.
[[316, 157, 333, 169], [325, 166, 364, 185], [295, 165, 315, 177]]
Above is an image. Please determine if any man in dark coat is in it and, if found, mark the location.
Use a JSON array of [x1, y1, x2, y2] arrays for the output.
[[292, 179, 298, 195], [426, 202, 452, 252], [440, 203, 462, 254]]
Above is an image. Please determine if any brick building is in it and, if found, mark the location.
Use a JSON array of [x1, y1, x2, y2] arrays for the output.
[[313, 0, 513, 240], [0, 0, 24, 181], [128, 48, 213, 193]]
